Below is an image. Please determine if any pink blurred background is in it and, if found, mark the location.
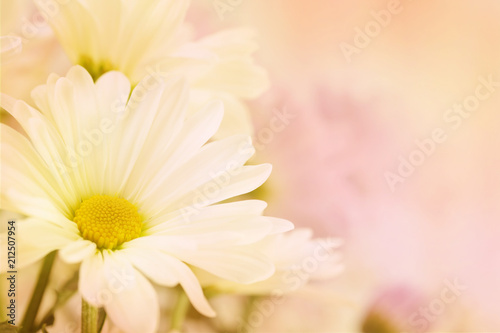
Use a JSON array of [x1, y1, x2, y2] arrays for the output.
[[188, 0, 500, 331]]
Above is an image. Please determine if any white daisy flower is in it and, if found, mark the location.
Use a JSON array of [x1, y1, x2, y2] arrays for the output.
[[34, 0, 269, 138], [0, 65, 292, 333]]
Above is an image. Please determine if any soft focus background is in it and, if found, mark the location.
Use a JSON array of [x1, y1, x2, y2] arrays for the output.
[[188, 0, 500, 332], [2, 0, 500, 332]]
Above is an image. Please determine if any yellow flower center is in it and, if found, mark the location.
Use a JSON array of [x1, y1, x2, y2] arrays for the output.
[[74, 195, 142, 249]]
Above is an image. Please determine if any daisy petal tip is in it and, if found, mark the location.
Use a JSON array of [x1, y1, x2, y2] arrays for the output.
[[67, 64, 93, 80], [200, 99, 225, 132], [0, 92, 17, 112], [261, 163, 273, 175], [206, 309, 217, 318], [207, 99, 225, 117], [65, 65, 96, 91], [273, 219, 295, 234], [59, 240, 97, 264], [255, 263, 276, 283], [198, 302, 217, 318], [96, 70, 131, 86]]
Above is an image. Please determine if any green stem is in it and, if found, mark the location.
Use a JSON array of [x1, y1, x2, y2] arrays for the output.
[[82, 298, 99, 333], [170, 290, 190, 331], [20, 251, 57, 333], [97, 309, 106, 333]]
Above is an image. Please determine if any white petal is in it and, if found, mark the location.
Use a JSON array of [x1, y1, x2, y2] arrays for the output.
[[195, 60, 269, 99], [122, 239, 215, 317], [146, 199, 267, 231], [31, 73, 60, 118], [110, 78, 188, 193], [187, 90, 253, 140], [196, 28, 259, 58], [125, 100, 223, 205], [1, 126, 74, 217], [177, 247, 274, 285], [123, 235, 197, 254], [267, 217, 295, 235], [121, 247, 179, 286], [44, 0, 97, 62], [118, 0, 190, 75], [15, 218, 78, 270], [211, 93, 253, 139], [59, 239, 96, 264], [58, 67, 100, 146], [161, 257, 216, 317], [141, 134, 255, 217], [1, 99, 81, 201], [166, 164, 272, 213], [102, 252, 160, 333], [147, 203, 291, 246], [93, 70, 132, 193], [121, 78, 189, 197], [2, 187, 70, 227], [95, 71, 131, 108], [79, 253, 108, 307], [0, 92, 18, 113], [189, 28, 269, 98]]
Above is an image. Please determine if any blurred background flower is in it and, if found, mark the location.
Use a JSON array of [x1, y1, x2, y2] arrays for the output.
[[0, 0, 70, 103]]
